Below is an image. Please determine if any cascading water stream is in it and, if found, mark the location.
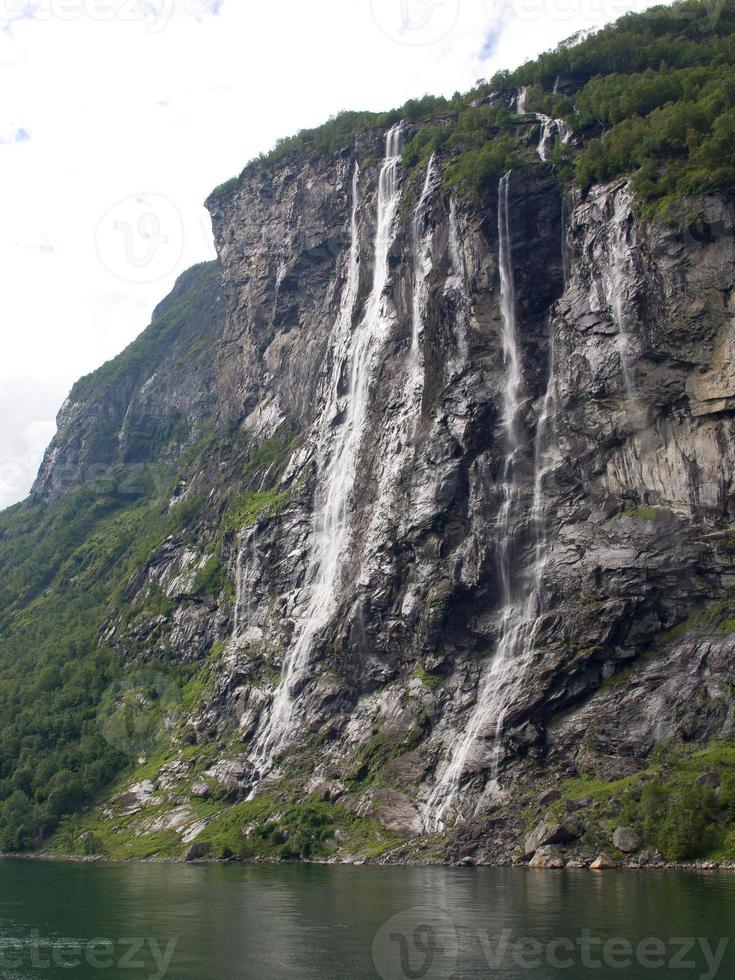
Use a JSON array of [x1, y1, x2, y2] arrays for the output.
[[610, 221, 637, 401], [426, 171, 557, 831], [516, 86, 570, 162], [407, 155, 438, 402], [445, 198, 470, 365], [599, 190, 646, 431], [358, 153, 437, 574], [250, 125, 405, 771]]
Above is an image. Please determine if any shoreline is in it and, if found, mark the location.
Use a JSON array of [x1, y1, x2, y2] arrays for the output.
[[3, 852, 735, 872]]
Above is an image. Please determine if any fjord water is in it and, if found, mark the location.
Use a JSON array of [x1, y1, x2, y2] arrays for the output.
[[1, 861, 734, 979]]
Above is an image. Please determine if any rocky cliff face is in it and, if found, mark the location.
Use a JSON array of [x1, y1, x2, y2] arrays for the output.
[[33, 261, 225, 503], [32, 121, 735, 864]]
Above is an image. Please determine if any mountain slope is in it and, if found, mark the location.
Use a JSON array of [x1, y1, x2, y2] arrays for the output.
[[3, 0, 735, 865]]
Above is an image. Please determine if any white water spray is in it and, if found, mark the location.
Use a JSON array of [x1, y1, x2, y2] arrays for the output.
[[426, 171, 557, 830], [251, 126, 405, 768], [407, 155, 438, 401], [515, 86, 570, 162]]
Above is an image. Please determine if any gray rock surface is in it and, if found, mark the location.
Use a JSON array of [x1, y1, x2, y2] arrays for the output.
[[612, 826, 642, 853], [36, 122, 735, 862]]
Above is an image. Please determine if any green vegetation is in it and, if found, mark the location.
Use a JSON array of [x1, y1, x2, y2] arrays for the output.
[[415, 665, 443, 691], [72, 261, 220, 402], [497, 0, 735, 211], [212, 0, 735, 217], [0, 473, 203, 851], [222, 428, 300, 533], [555, 741, 735, 861], [222, 487, 293, 534], [622, 505, 672, 520], [192, 554, 227, 600], [0, 404, 302, 855], [54, 778, 400, 863]]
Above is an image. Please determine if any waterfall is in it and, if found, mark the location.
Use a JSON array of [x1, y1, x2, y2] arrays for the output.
[[407, 155, 438, 402], [445, 198, 470, 365], [602, 190, 643, 416], [250, 125, 404, 769], [426, 171, 555, 830], [561, 196, 570, 289], [535, 114, 570, 162], [232, 527, 261, 645], [515, 85, 570, 161], [359, 153, 437, 573]]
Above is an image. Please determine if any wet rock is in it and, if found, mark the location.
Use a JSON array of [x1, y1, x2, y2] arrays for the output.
[[144, 806, 195, 834], [354, 789, 423, 838], [307, 778, 346, 802], [112, 779, 157, 816]]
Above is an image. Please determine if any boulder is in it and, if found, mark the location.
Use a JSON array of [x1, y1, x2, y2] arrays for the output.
[[524, 818, 582, 857], [529, 846, 566, 869], [356, 789, 423, 837], [590, 853, 619, 870], [538, 788, 561, 807], [307, 777, 346, 802], [204, 760, 250, 800], [190, 780, 211, 799], [566, 796, 594, 813], [612, 826, 642, 853], [183, 842, 210, 862], [111, 779, 156, 816], [698, 771, 721, 790]]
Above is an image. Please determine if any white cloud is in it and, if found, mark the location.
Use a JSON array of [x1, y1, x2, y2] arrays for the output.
[[0, 0, 662, 509]]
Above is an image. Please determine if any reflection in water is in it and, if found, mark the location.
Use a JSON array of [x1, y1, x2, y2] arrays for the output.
[[0, 861, 733, 979]]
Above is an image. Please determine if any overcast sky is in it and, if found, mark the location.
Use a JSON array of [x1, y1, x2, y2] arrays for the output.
[[0, 0, 660, 510]]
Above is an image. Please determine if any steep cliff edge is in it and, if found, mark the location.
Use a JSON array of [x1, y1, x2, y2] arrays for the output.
[[3, 0, 735, 865], [33, 261, 225, 503]]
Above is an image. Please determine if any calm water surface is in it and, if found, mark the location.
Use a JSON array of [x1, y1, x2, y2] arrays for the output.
[[0, 860, 733, 979]]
